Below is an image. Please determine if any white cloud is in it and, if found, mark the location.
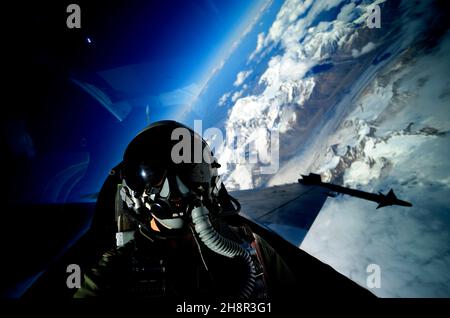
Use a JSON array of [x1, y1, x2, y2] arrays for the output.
[[218, 92, 231, 107], [337, 2, 356, 23], [231, 90, 243, 102], [178, 0, 272, 120], [233, 70, 253, 87], [352, 42, 377, 58], [249, 32, 266, 61], [301, 187, 450, 297], [256, 32, 265, 52], [220, 0, 359, 189], [276, 32, 450, 296], [242, 0, 274, 38], [264, 0, 344, 49], [265, 0, 315, 44], [224, 0, 403, 190], [218, 69, 316, 189]]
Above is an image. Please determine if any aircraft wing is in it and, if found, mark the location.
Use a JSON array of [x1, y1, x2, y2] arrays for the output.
[[230, 182, 329, 247]]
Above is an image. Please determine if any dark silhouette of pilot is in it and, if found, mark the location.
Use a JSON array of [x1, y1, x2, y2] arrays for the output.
[[74, 121, 294, 298]]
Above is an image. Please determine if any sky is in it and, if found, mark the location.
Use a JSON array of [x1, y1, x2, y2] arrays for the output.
[[69, 0, 276, 198], [172, 0, 278, 122]]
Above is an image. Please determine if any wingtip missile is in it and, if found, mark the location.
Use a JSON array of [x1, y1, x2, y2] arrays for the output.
[[299, 173, 413, 209], [377, 189, 413, 209]]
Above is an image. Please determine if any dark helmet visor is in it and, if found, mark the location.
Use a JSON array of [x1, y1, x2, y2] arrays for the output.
[[123, 162, 167, 194]]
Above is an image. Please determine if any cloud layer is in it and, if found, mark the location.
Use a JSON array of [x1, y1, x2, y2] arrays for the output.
[[301, 32, 450, 297], [217, 0, 450, 297]]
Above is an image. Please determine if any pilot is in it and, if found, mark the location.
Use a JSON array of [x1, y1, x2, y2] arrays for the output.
[[74, 121, 295, 298]]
